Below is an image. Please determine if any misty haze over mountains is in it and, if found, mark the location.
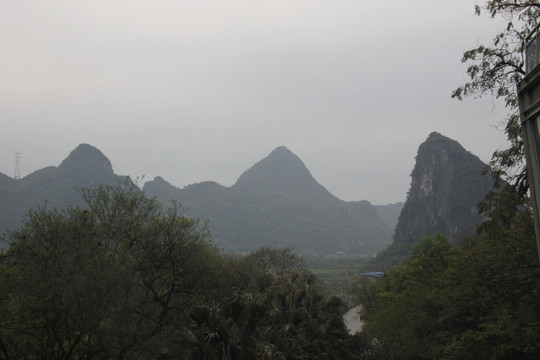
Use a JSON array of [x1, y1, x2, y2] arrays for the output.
[[0, 133, 494, 260], [0, 144, 399, 255], [143, 146, 395, 256]]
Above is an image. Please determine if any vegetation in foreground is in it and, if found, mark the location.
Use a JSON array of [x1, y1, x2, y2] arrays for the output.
[[352, 185, 540, 359], [351, 2, 540, 357], [0, 183, 365, 359], [3, 1, 540, 358]]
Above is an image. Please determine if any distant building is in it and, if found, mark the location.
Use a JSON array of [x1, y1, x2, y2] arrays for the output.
[[359, 272, 384, 278]]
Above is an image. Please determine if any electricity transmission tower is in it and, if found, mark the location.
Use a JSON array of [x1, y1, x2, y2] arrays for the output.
[[14, 152, 21, 180]]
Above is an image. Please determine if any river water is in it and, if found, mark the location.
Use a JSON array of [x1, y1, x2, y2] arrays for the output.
[[343, 306, 363, 334]]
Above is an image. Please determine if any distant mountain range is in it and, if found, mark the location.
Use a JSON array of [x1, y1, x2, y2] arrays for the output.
[[0, 145, 395, 256], [2, 133, 491, 262], [143, 146, 394, 256], [373, 203, 403, 232]]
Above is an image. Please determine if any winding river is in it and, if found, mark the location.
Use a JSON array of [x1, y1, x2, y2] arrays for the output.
[[344, 306, 363, 334]]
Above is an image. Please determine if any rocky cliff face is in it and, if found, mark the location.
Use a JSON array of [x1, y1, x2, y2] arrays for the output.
[[393, 132, 494, 245]]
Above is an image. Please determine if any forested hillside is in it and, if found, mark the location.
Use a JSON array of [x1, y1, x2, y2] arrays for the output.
[[373, 202, 404, 231], [0, 145, 393, 255], [353, 185, 540, 359], [144, 146, 393, 257], [0, 184, 364, 359]]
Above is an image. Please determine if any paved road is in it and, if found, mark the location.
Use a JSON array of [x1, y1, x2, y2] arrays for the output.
[[344, 306, 363, 334]]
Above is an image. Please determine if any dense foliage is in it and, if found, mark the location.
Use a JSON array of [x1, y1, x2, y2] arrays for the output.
[[0, 183, 362, 359], [350, 3, 540, 359], [355, 185, 540, 359], [452, 0, 540, 191]]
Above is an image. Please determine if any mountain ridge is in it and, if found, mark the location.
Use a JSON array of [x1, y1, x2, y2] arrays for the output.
[[143, 146, 393, 256], [1, 144, 395, 256]]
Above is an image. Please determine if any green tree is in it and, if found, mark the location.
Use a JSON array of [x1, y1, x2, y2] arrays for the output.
[[452, 0, 540, 190], [0, 183, 365, 359], [359, 215, 540, 360], [354, 3, 540, 359], [0, 182, 220, 359], [360, 235, 454, 359], [182, 269, 355, 360]]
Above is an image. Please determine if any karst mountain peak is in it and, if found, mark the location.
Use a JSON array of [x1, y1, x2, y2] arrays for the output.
[[365, 131, 496, 270], [58, 143, 114, 175], [231, 146, 333, 198], [5, 137, 493, 258]]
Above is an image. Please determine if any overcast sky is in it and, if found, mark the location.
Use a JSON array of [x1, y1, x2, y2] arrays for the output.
[[1, 1, 511, 204]]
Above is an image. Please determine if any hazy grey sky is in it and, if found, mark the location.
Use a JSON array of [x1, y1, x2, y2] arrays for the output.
[[1, 1, 510, 204]]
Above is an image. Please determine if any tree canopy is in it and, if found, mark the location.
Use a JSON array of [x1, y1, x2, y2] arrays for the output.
[[452, 0, 540, 191], [356, 205, 540, 359], [0, 182, 362, 359], [351, 4, 540, 358]]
